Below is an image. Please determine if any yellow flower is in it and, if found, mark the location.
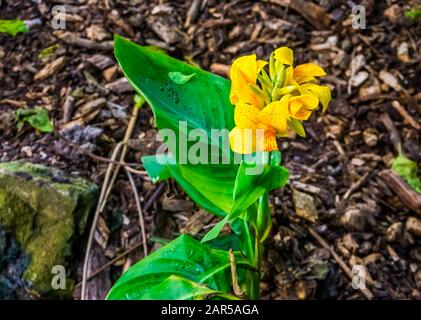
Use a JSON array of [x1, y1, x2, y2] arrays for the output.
[[229, 102, 278, 154], [228, 46, 331, 154], [229, 54, 267, 109]]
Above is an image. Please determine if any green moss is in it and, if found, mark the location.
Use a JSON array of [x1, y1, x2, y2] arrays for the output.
[[0, 161, 98, 295]]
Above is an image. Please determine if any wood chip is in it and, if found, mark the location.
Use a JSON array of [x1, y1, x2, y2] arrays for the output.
[[34, 56, 65, 81], [180, 209, 214, 235], [86, 25, 111, 42], [405, 217, 421, 238], [162, 198, 194, 212], [87, 54, 114, 70], [379, 70, 402, 91], [391, 100, 421, 130], [271, 0, 331, 30], [103, 66, 118, 82], [105, 77, 133, 94]]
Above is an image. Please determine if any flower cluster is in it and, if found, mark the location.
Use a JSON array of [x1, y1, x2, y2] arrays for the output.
[[229, 47, 331, 154]]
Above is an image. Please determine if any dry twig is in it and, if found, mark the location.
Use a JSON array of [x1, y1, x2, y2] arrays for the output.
[[125, 168, 148, 257], [307, 226, 374, 300]]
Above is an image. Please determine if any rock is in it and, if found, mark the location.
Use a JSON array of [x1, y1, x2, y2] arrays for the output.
[[0, 228, 31, 299], [292, 188, 318, 222], [386, 222, 403, 242], [340, 207, 366, 231], [34, 56, 66, 81], [162, 198, 194, 212], [0, 161, 98, 296], [406, 217, 421, 238]]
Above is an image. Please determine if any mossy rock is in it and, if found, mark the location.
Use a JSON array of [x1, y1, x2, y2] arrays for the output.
[[0, 161, 98, 296]]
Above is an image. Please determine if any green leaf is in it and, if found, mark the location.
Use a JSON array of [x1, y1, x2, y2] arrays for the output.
[[168, 71, 196, 85], [0, 19, 28, 37], [228, 160, 289, 220], [142, 154, 235, 216], [38, 44, 60, 59], [139, 275, 239, 300], [392, 153, 421, 193], [288, 118, 306, 137], [256, 193, 271, 242], [114, 35, 234, 159], [107, 234, 247, 300], [201, 216, 229, 243], [405, 8, 421, 22], [15, 107, 53, 133]]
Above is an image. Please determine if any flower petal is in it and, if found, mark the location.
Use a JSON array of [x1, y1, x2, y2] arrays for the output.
[[258, 95, 290, 134], [290, 94, 319, 111], [229, 54, 265, 108], [263, 130, 278, 152], [299, 83, 331, 111], [278, 85, 298, 96], [293, 108, 312, 121], [229, 127, 278, 154], [283, 66, 297, 87], [234, 102, 261, 129], [257, 60, 268, 73], [293, 63, 326, 84], [274, 47, 294, 65]]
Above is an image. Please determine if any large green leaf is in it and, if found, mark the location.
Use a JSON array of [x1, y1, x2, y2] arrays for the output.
[[114, 35, 234, 159], [140, 275, 239, 300], [142, 154, 235, 216], [115, 35, 289, 221], [107, 234, 248, 300]]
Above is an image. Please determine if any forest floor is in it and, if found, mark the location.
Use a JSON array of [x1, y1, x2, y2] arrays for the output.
[[1, 0, 421, 300]]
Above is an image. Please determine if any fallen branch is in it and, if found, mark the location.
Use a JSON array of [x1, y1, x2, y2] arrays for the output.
[[81, 141, 124, 300], [379, 170, 421, 215], [125, 168, 148, 257], [53, 31, 114, 51], [53, 127, 145, 171]]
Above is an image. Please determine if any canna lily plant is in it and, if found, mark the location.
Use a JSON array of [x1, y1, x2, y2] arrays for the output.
[[107, 36, 330, 300]]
